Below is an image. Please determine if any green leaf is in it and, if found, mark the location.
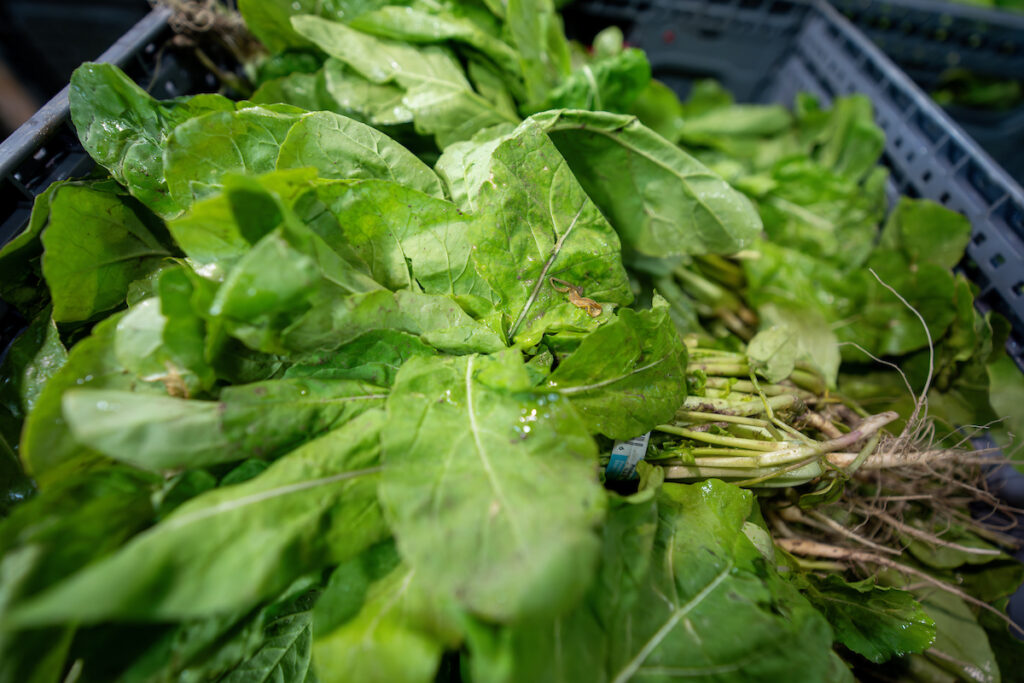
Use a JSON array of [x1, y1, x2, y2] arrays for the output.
[[0, 181, 63, 314], [313, 564, 462, 683], [311, 179, 492, 297], [917, 589, 1001, 683], [0, 307, 67, 421], [533, 49, 651, 114], [757, 303, 840, 388], [40, 181, 174, 323], [629, 80, 686, 143], [275, 112, 445, 197], [163, 105, 304, 210], [238, 0, 389, 52], [11, 410, 388, 624], [323, 58, 413, 126], [506, 0, 572, 104], [285, 330, 437, 386], [251, 68, 342, 114], [545, 301, 688, 440], [879, 198, 972, 270], [291, 15, 516, 147], [379, 352, 605, 621], [529, 109, 763, 258], [20, 312, 166, 485], [69, 63, 237, 217], [987, 352, 1024, 459], [465, 120, 633, 346], [747, 324, 797, 384], [601, 481, 842, 682], [63, 378, 386, 470], [797, 574, 935, 663], [348, 4, 519, 77], [220, 590, 317, 683]]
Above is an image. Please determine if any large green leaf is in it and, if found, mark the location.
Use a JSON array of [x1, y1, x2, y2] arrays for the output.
[[879, 197, 972, 270], [601, 482, 842, 682], [322, 58, 413, 126], [506, 0, 572, 104], [285, 330, 437, 386], [797, 574, 935, 664], [529, 110, 763, 258], [40, 181, 174, 323], [545, 300, 688, 440], [465, 120, 633, 346], [275, 111, 445, 196], [311, 178, 491, 297], [63, 378, 386, 470], [380, 351, 605, 622], [69, 63, 237, 217], [163, 106, 305, 210], [11, 410, 388, 623]]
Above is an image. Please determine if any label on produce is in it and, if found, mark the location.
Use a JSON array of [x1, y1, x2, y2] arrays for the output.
[[605, 432, 650, 480]]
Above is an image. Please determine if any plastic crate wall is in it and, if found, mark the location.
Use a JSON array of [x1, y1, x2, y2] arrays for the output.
[[565, 0, 1024, 370], [829, 0, 1024, 184]]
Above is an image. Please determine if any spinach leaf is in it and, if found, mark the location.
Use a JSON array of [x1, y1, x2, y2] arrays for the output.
[[291, 15, 517, 147], [796, 574, 935, 664], [11, 410, 388, 623], [63, 378, 386, 470], [530, 110, 763, 258], [276, 112, 446, 196], [0, 182, 63, 315], [40, 181, 174, 323], [0, 307, 67, 423], [313, 564, 462, 683], [380, 351, 605, 621], [19, 312, 166, 485], [465, 120, 633, 346], [163, 105, 305, 210], [69, 63, 237, 218], [348, 4, 520, 77], [323, 58, 414, 126], [285, 330, 437, 386], [545, 299, 688, 440], [506, 0, 572, 104], [534, 48, 651, 114]]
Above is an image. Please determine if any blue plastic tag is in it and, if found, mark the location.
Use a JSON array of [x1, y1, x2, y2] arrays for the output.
[[605, 432, 650, 480]]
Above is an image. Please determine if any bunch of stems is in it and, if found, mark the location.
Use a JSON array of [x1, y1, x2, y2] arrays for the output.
[[650, 342, 897, 487]]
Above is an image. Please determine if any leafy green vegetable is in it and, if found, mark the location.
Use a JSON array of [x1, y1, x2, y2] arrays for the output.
[[11, 410, 388, 624], [796, 574, 935, 663], [40, 181, 174, 323], [379, 351, 605, 621]]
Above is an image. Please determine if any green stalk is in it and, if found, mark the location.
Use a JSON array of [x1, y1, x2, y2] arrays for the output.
[[654, 424, 783, 452], [680, 394, 801, 417]]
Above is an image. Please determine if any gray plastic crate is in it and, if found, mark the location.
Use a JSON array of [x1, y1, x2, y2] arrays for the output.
[[830, 0, 1024, 184], [565, 0, 1024, 373]]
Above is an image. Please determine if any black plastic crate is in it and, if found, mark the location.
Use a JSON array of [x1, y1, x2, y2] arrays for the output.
[[565, 0, 1024, 372], [828, 0, 1024, 185]]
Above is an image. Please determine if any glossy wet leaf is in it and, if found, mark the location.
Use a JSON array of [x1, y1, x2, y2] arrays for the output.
[[797, 574, 935, 663], [380, 352, 605, 621], [285, 330, 436, 386], [69, 63, 237, 217]]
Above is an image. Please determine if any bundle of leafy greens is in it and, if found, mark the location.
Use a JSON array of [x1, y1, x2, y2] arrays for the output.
[[1, 0, 1023, 681]]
